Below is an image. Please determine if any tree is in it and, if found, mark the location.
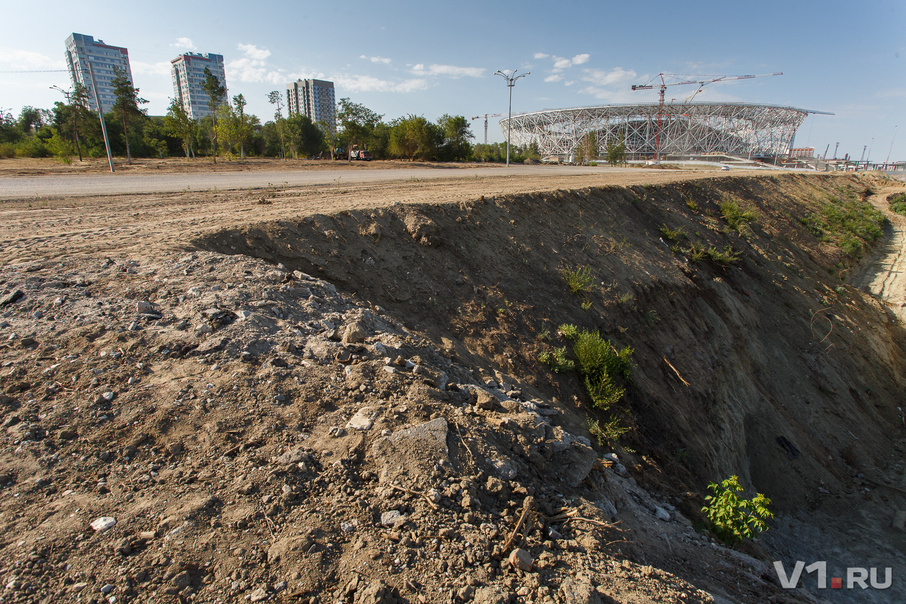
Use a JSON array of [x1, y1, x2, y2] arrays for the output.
[[389, 115, 442, 161], [202, 67, 227, 162], [17, 106, 51, 134], [51, 84, 91, 161], [437, 114, 473, 161], [285, 114, 326, 158], [337, 98, 383, 158], [111, 67, 148, 164], [165, 98, 198, 158], [267, 90, 287, 160], [605, 135, 627, 166]]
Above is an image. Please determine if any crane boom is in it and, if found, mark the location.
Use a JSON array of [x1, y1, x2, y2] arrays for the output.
[[631, 72, 783, 161]]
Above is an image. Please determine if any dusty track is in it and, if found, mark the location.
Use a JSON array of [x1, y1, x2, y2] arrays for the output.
[[0, 162, 729, 264]]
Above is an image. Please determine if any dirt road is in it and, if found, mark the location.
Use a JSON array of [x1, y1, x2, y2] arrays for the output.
[[0, 162, 725, 264], [0, 162, 658, 199]]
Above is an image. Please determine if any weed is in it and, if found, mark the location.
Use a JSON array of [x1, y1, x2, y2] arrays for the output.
[[561, 265, 594, 296], [686, 198, 699, 211], [581, 300, 593, 311], [707, 246, 741, 265], [888, 192, 906, 216], [586, 416, 629, 447], [561, 324, 632, 410], [536, 327, 551, 342], [720, 199, 757, 235], [702, 476, 773, 545], [804, 194, 886, 259], [616, 291, 635, 306], [659, 224, 685, 241], [645, 309, 660, 326]]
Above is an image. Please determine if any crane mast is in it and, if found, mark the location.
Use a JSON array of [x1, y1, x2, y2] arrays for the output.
[[632, 72, 782, 162], [471, 113, 502, 145]]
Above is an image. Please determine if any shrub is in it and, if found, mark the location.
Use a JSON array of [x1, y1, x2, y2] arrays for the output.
[[561, 265, 594, 296], [702, 476, 773, 544], [888, 193, 906, 216], [560, 325, 632, 411], [720, 199, 757, 234]]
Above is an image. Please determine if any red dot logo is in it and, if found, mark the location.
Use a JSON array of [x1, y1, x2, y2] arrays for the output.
[[831, 577, 843, 589]]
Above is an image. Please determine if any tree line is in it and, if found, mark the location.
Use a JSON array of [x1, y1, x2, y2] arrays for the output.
[[1, 69, 544, 164]]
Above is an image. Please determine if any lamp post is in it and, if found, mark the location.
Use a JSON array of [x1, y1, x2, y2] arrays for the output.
[[494, 69, 529, 167]]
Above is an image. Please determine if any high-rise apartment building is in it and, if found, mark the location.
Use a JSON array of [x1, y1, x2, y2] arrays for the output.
[[286, 79, 336, 130], [64, 33, 133, 115], [171, 53, 227, 120]]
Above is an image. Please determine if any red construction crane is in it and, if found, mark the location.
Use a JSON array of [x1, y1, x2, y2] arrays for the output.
[[471, 113, 502, 144], [632, 72, 782, 162]]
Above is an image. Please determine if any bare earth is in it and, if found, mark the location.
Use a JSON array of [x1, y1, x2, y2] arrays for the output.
[[2, 158, 906, 604]]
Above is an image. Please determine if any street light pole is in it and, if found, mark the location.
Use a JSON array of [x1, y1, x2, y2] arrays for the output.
[[494, 69, 529, 167]]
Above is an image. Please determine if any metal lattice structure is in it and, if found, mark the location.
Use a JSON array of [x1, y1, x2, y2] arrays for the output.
[[499, 102, 814, 161]]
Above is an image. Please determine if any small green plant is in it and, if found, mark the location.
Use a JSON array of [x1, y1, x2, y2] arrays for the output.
[[585, 416, 629, 447], [686, 198, 699, 212], [706, 245, 741, 265], [581, 300, 593, 311], [659, 224, 686, 241], [702, 476, 773, 545], [561, 265, 595, 295], [616, 291, 635, 306], [720, 199, 757, 235], [888, 192, 906, 216]]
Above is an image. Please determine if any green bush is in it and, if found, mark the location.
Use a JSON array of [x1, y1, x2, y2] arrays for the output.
[[804, 195, 886, 258], [888, 193, 906, 216], [561, 265, 594, 296], [720, 199, 757, 234], [702, 476, 773, 544]]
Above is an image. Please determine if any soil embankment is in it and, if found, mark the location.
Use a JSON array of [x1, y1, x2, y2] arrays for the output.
[[1, 166, 906, 603]]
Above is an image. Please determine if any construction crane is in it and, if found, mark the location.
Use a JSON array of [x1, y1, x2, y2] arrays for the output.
[[471, 113, 502, 144], [632, 72, 782, 162]]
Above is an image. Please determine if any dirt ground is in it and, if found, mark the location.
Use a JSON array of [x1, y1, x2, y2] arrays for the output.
[[2, 159, 906, 604]]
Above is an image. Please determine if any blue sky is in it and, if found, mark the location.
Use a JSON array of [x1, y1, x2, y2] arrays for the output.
[[1, 0, 904, 161]]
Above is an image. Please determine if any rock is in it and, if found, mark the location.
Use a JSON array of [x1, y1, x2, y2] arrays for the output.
[[343, 321, 367, 344], [171, 571, 192, 589], [371, 418, 450, 484], [559, 578, 601, 604], [353, 579, 399, 604], [403, 213, 442, 246], [90, 517, 117, 532], [508, 548, 533, 571], [654, 506, 672, 522], [380, 510, 403, 527], [0, 290, 25, 307], [249, 586, 269, 602], [347, 406, 381, 431]]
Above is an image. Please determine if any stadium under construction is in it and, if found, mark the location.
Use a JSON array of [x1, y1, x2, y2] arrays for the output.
[[499, 102, 824, 164]]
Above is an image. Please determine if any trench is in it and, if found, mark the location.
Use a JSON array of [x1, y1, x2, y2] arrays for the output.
[[192, 173, 906, 602]]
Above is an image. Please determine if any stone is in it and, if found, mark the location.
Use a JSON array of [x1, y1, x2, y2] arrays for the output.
[[347, 406, 381, 431], [249, 586, 269, 602], [559, 578, 601, 604], [380, 510, 403, 527], [90, 517, 117, 532], [343, 321, 367, 344], [171, 571, 192, 589], [508, 548, 533, 571]]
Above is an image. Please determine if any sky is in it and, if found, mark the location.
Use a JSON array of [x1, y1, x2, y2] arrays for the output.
[[1, 0, 904, 162]]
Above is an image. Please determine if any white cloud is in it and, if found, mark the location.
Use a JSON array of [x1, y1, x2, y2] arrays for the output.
[[131, 61, 172, 78], [227, 43, 284, 84], [551, 53, 591, 71], [576, 67, 639, 102], [237, 43, 271, 61], [0, 47, 62, 70], [171, 37, 197, 51], [361, 55, 392, 65], [545, 74, 562, 83], [410, 64, 485, 78], [332, 74, 427, 93], [534, 52, 550, 59]]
